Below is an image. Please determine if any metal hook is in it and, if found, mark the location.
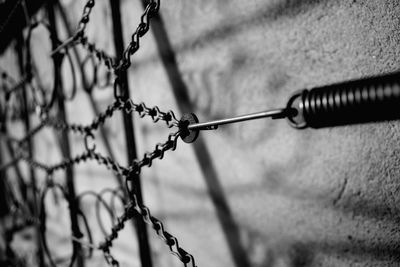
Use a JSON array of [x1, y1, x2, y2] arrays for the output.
[[60, 47, 77, 101], [178, 108, 295, 143], [113, 78, 125, 100], [49, 35, 76, 56], [186, 108, 292, 131], [35, 105, 48, 121], [84, 132, 96, 153]]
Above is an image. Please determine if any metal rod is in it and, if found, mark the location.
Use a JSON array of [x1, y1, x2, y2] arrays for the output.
[[109, 1, 153, 267], [188, 108, 290, 130], [4, 142, 26, 198], [47, 4, 84, 267], [0, 128, 10, 219], [5, 75, 27, 95], [70, 236, 99, 250], [49, 35, 75, 56], [55, 4, 145, 263], [16, 28, 45, 267]]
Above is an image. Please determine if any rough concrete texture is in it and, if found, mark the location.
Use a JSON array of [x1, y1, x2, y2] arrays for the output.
[[2, 0, 400, 266]]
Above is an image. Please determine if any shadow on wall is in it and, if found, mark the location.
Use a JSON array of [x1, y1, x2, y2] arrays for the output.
[[150, 167, 400, 266], [243, 228, 400, 267], [146, 0, 400, 266], [147, 121, 400, 266], [132, 0, 331, 68], [147, 2, 252, 267], [178, 0, 331, 52]]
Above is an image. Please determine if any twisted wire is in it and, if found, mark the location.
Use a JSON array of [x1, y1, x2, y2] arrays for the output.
[[115, 0, 160, 73], [0, 0, 199, 265]]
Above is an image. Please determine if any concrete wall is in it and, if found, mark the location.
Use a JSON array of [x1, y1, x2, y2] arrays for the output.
[[2, 0, 400, 266]]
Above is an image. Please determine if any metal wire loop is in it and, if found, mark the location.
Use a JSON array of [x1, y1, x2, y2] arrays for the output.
[[113, 78, 125, 100], [84, 132, 96, 153]]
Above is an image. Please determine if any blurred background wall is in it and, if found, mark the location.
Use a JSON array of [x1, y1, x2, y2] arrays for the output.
[[1, 0, 400, 266]]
